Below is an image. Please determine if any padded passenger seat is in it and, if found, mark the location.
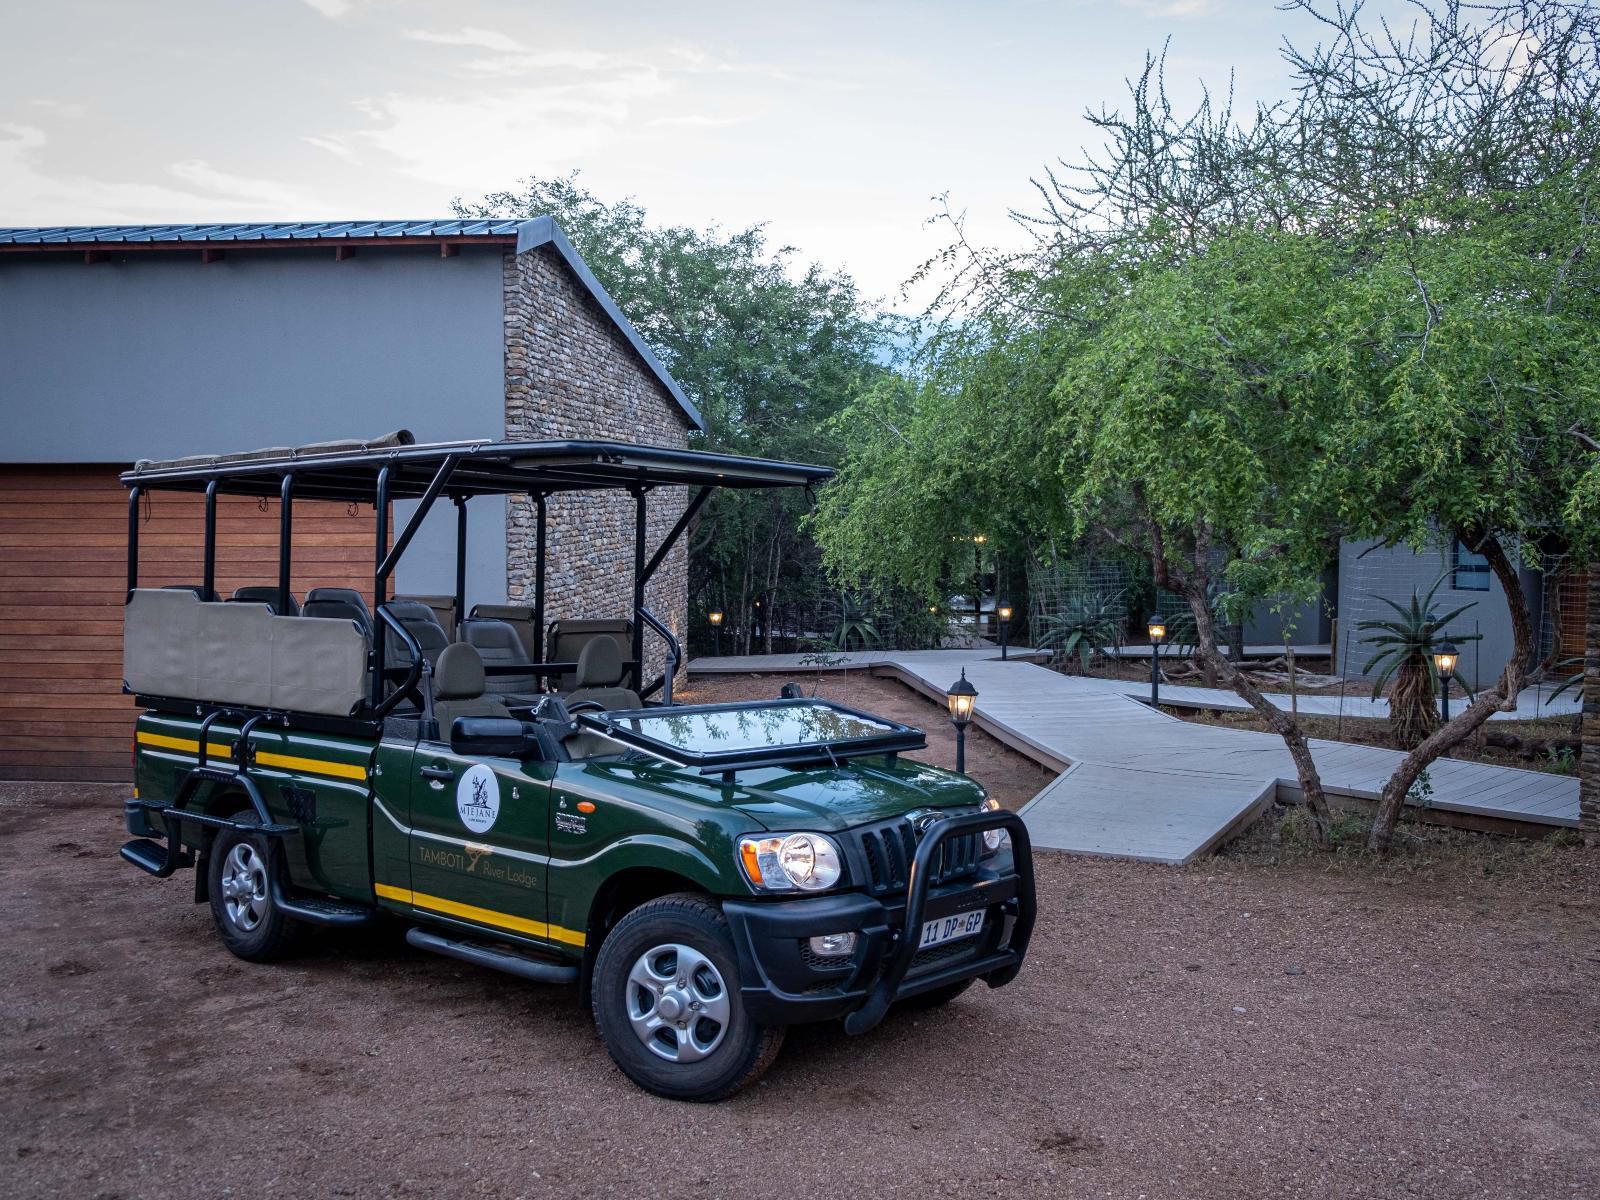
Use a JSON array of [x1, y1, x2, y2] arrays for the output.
[[383, 599, 450, 667], [303, 587, 373, 635], [463, 618, 542, 702], [232, 585, 298, 615], [565, 638, 641, 712], [431, 643, 513, 730]]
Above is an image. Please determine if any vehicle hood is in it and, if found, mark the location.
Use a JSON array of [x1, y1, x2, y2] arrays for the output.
[[725, 759, 985, 833]]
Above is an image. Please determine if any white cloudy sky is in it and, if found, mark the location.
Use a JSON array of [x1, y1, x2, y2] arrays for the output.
[[1, 0, 1339, 303]]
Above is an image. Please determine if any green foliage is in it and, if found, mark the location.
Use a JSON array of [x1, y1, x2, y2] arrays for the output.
[[1357, 579, 1483, 701], [1038, 591, 1124, 673], [827, 591, 880, 651], [456, 174, 892, 648]]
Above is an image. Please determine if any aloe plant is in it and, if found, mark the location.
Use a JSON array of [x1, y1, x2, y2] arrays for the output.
[[1039, 590, 1124, 673], [1358, 579, 1482, 748]]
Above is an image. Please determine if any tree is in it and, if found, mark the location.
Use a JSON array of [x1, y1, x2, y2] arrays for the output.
[[455, 175, 892, 651], [817, 0, 1600, 849]]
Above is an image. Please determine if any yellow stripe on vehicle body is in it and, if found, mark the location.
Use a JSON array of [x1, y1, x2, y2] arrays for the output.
[[374, 883, 586, 947], [135, 730, 369, 782]]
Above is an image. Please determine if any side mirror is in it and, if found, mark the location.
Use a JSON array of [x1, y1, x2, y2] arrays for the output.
[[451, 716, 545, 759]]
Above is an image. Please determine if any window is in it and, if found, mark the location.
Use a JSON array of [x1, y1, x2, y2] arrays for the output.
[[1451, 539, 1491, 591]]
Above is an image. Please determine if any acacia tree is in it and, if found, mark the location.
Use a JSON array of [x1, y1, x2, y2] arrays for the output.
[[818, 0, 1600, 849]]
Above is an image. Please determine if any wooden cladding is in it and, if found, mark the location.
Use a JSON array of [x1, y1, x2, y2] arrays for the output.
[[0, 465, 381, 781]]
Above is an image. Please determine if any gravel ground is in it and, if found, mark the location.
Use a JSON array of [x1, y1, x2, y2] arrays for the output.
[[4, 680, 1599, 1199]]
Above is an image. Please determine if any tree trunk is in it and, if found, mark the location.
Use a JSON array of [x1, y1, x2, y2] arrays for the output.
[[1144, 518, 1332, 843], [1368, 531, 1533, 849]]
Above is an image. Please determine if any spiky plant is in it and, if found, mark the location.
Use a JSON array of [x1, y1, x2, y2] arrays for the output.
[[1357, 579, 1481, 749], [828, 590, 880, 651], [1040, 590, 1124, 674]]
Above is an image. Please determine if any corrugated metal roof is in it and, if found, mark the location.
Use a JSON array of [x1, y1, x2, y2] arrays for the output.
[[0, 220, 526, 244]]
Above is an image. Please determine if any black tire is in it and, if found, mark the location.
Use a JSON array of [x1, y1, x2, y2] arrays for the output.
[[895, 979, 974, 1010], [591, 893, 784, 1102], [206, 809, 300, 963]]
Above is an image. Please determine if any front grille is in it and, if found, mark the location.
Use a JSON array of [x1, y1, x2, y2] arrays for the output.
[[851, 815, 984, 896]]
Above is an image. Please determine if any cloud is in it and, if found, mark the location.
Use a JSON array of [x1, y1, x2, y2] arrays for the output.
[[403, 27, 530, 54], [0, 124, 326, 222], [1117, 0, 1218, 16], [301, 0, 352, 18], [646, 113, 756, 129]]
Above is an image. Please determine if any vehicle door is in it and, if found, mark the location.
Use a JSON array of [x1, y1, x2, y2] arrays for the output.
[[397, 736, 558, 947]]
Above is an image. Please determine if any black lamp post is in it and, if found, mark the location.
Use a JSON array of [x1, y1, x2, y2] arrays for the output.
[[946, 669, 978, 773], [1147, 615, 1167, 707], [997, 600, 1013, 660], [1433, 640, 1459, 722], [708, 609, 723, 657]]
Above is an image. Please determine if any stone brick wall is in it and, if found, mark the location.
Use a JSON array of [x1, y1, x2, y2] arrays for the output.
[[1581, 563, 1600, 843], [501, 245, 692, 689]]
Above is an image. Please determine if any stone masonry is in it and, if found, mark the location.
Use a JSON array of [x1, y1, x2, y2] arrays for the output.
[[501, 244, 693, 689], [1582, 562, 1600, 842]]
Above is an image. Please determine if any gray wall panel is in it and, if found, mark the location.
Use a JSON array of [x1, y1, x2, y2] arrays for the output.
[[0, 246, 509, 604]]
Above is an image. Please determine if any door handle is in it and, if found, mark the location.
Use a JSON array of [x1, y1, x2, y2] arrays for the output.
[[420, 765, 454, 782]]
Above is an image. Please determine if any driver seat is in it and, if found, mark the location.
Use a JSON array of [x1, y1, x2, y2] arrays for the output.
[[431, 643, 512, 731], [565, 637, 641, 712]]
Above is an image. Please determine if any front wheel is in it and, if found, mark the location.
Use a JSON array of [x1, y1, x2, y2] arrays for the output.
[[591, 894, 783, 1101], [206, 810, 299, 962]]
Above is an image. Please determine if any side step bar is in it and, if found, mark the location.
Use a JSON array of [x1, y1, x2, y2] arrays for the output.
[[269, 875, 380, 928], [120, 837, 192, 877], [405, 927, 578, 985]]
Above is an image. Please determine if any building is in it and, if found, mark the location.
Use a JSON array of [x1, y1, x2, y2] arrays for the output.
[[0, 219, 703, 780]]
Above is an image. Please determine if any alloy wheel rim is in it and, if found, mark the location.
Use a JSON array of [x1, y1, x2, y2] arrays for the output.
[[625, 943, 731, 1063], [220, 842, 269, 932]]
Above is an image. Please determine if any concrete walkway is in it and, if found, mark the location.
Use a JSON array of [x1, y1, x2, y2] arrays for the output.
[[1112, 677, 1579, 722], [689, 650, 1580, 864]]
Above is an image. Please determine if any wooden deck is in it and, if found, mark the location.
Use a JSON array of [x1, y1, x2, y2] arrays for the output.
[[688, 650, 1580, 864]]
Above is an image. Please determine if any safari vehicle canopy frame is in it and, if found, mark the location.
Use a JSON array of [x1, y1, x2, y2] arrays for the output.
[[122, 432, 833, 721]]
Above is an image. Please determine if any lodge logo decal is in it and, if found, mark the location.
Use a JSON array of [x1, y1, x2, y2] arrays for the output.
[[455, 764, 500, 834]]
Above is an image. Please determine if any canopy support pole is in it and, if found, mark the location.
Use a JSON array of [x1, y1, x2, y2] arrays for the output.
[[641, 485, 711, 585], [126, 486, 141, 599], [632, 487, 647, 692], [371, 466, 391, 708], [278, 474, 295, 616], [377, 456, 459, 582], [453, 495, 467, 636], [532, 492, 547, 666], [202, 480, 217, 601]]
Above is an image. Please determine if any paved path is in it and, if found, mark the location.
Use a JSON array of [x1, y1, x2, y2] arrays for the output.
[[689, 650, 1580, 864], [1110, 677, 1579, 722]]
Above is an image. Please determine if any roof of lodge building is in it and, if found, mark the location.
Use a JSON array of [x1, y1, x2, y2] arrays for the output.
[[0, 216, 703, 430]]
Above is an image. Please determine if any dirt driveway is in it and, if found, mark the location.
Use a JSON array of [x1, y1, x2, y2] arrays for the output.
[[4, 775, 1597, 1200]]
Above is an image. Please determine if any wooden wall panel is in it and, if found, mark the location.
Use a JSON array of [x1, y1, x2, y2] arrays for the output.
[[0, 465, 381, 781]]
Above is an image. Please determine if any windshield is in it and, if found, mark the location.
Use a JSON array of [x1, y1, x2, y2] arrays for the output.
[[600, 700, 912, 762]]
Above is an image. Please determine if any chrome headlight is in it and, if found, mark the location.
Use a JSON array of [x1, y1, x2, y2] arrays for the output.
[[738, 832, 844, 892], [980, 795, 1007, 854]]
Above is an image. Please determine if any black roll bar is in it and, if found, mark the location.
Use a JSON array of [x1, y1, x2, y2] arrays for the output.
[[372, 605, 426, 718], [126, 485, 141, 598], [277, 474, 294, 616], [636, 606, 682, 704], [202, 479, 218, 600]]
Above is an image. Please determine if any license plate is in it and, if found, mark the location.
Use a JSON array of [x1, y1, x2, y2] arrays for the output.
[[917, 909, 985, 949]]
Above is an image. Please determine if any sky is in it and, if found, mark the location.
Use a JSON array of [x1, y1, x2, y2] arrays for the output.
[[1, 0, 1328, 306]]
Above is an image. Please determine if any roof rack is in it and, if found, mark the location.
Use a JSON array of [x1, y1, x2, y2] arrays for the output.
[[122, 435, 833, 500]]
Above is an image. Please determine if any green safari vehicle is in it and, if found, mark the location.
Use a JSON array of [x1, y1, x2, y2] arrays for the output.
[[119, 433, 1036, 1101]]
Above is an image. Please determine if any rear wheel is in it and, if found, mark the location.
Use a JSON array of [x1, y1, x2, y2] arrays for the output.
[[206, 810, 299, 962], [591, 893, 783, 1102]]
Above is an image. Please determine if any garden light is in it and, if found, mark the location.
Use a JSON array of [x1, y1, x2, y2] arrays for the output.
[[1434, 640, 1458, 721], [998, 599, 1013, 660], [947, 669, 978, 773], [1147, 615, 1166, 708], [708, 609, 723, 656]]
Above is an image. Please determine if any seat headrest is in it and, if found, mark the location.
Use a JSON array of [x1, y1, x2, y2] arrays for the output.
[[306, 587, 371, 618], [304, 598, 370, 629], [434, 643, 486, 700], [576, 636, 625, 688], [233, 585, 297, 614], [386, 599, 442, 626], [465, 619, 520, 652]]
